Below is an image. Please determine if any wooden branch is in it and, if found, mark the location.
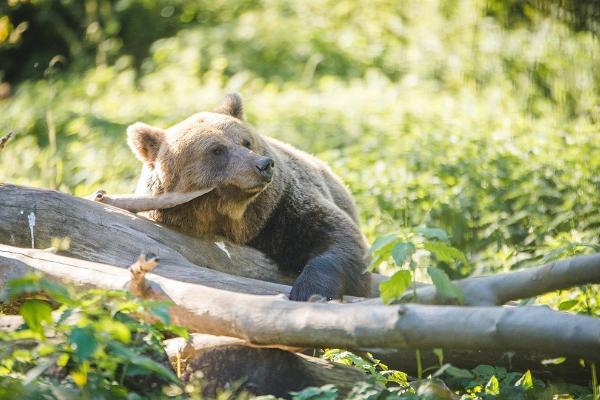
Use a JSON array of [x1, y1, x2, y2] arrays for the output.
[[2, 245, 599, 362], [398, 252, 600, 306], [164, 334, 367, 397], [90, 188, 214, 213]]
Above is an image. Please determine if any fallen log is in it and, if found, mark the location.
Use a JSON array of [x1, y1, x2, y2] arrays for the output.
[[0, 183, 294, 293], [2, 245, 599, 363], [163, 334, 367, 398], [0, 183, 385, 296], [407, 252, 600, 306]]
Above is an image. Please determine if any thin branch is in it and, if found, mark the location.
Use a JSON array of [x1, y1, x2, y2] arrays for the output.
[[404, 252, 600, 305], [90, 187, 214, 213]]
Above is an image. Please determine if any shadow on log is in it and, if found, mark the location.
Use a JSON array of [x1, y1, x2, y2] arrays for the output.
[[164, 334, 367, 399]]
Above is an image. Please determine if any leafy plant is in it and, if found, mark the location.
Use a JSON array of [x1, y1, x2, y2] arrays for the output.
[[0, 273, 187, 399], [369, 227, 466, 304]]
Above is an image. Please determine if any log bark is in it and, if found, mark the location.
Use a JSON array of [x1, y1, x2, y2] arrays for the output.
[[2, 245, 599, 363], [0, 183, 294, 293], [163, 334, 367, 398], [0, 183, 385, 296]]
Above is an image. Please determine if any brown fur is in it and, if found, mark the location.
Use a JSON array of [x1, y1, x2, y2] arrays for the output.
[[128, 94, 371, 300]]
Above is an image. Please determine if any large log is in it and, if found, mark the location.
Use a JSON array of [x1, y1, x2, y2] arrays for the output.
[[163, 334, 367, 398], [2, 245, 599, 364], [0, 184, 293, 294], [0, 184, 385, 296]]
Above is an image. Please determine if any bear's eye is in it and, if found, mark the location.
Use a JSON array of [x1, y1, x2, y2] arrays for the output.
[[242, 139, 251, 149], [211, 145, 226, 156]]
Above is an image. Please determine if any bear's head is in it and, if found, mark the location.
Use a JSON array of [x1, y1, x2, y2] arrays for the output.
[[127, 93, 278, 223]]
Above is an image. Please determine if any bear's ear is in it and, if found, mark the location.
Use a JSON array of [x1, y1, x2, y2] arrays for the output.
[[127, 122, 165, 163], [213, 93, 244, 120]]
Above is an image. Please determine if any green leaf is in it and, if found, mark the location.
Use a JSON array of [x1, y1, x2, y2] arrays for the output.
[[391, 242, 416, 266], [148, 302, 171, 324], [368, 233, 398, 256], [68, 327, 97, 361], [558, 299, 579, 311], [423, 242, 467, 264], [444, 365, 474, 379], [95, 319, 131, 343], [416, 227, 448, 241], [290, 384, 338, 400], [433, 348, 444, 365], [515, 370, 533, 389], [4, 274, 42, 300], [485, 375, 499, 395], [19, 299, 52, 334], [379, 270, 412, 304], [40, 280, 73, 305], [427, 267, 463, 303], [473, 364, 496, 378], [541, 357, 566, 365], [108, 341, 178, 383]]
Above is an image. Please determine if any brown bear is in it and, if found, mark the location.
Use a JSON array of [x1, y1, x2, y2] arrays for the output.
[[127, 93, 371, 301]]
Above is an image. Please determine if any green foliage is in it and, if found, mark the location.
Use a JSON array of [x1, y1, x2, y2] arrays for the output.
[[369, 227, 466, 304], [0, 274, 186, 399], [322, 350, 408, 387], [379, 270, 412, 305]]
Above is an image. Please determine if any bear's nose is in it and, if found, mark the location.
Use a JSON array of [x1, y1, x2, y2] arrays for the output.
[[256, 157, 274, 181]]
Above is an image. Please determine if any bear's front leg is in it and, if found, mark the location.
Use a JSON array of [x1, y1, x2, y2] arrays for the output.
[[288, 252, 346, 301]]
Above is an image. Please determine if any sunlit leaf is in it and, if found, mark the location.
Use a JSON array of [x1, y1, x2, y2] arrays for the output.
[[379, 270, 412, 304], [558, 299, 579, 311], [541, 357, 566, 365], [485, 375, 499, 395], [95, 319, 131, 343], [70, 361, 89, 388], [515, 370, 533, 389], [423, 242, 467, 265], [19, 299, 52, 334], [368, 233, 398, 256]]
